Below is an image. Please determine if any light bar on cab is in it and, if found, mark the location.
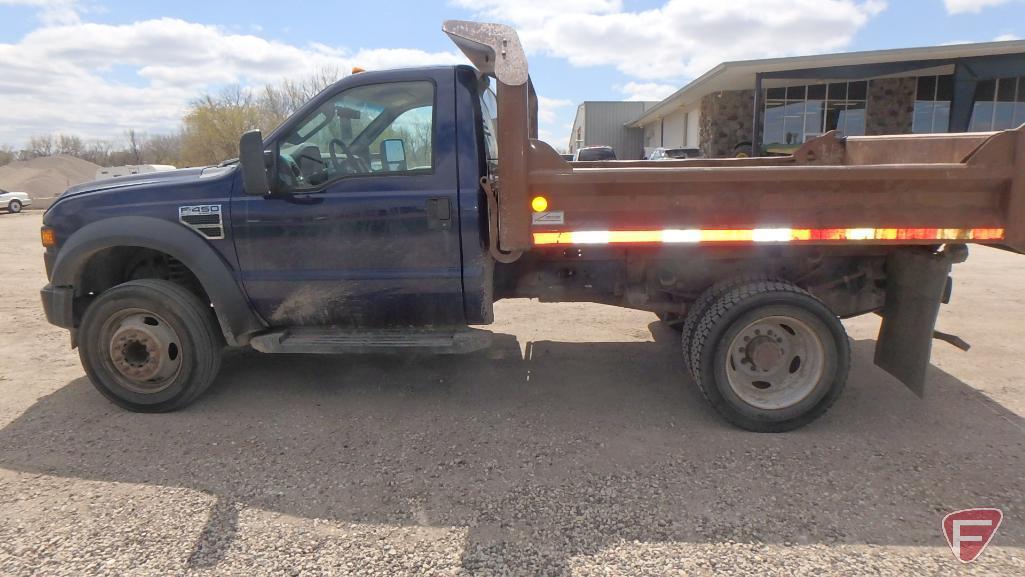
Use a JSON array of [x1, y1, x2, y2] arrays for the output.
[[532, 227, 1005, 246]]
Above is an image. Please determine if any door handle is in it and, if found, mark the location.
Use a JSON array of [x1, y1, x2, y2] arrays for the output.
[[427, 197, 451, 230]]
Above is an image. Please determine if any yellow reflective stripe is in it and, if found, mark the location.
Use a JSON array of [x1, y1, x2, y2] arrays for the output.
[[530, 228, 1005, 246]]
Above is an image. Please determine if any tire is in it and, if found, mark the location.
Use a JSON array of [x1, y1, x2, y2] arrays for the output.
[[690, 280, 849, 432], [78, 279, 223, 412], [680, 274, 779, 377], [8, 199, 22, 213]]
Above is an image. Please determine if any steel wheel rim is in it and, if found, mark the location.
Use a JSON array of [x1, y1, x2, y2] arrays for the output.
[[10, 200, 21, 212], [724, 314, 825, 410], [100, 308, 183, 394]]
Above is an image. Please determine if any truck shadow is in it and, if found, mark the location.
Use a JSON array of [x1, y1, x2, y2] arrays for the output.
[[1, 324, 1023, 574]]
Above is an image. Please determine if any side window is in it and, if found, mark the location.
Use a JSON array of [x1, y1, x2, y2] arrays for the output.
[[479, 87, 499, 161], [275, 81, 435, 191], [369, 106, 433, 171]]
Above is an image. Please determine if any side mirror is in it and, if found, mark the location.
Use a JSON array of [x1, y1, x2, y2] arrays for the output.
[[239, 130, 270, 196], [381, 138, 407, 172]]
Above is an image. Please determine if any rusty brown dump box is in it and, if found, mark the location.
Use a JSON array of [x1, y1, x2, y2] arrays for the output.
[[524, 129, 1024, 253], [443, 20, 1025, 257]]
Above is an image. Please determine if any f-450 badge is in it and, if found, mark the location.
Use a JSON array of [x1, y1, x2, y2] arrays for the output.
[[178, 204, 224, 240]]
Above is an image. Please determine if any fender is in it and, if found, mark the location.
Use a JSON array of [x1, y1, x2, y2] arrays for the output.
[[50, 216, 266, 346]]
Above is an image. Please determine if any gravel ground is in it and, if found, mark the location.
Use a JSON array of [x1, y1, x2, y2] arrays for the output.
[[1, 211, 1024, 576]]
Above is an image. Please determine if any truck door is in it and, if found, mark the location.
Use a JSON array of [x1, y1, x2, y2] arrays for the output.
[[231, 73, 466, 328]]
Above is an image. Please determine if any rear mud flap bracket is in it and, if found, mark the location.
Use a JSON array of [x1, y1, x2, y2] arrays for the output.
[[874, 246, 966, 397]]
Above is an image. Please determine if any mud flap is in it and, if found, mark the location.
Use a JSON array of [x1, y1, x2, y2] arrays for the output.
[[874, 246, 967, 396]]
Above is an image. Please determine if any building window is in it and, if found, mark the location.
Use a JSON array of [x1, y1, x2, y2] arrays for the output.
[[913, 75, 953, 134], [970, 77, 1025, 132], [763, 81, 867, 148]]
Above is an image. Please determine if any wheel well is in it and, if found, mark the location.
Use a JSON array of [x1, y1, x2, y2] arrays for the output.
[[76, 246, 210, 321]]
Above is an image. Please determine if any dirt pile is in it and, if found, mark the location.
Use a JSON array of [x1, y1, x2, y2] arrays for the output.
[[0, 155, 100, 200]]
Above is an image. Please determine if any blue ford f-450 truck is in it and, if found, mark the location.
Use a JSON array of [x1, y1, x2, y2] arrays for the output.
[[39, 21, 1025, 431]]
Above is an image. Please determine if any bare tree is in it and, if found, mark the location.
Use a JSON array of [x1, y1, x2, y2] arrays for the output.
[[261, 67, 341, 131], [26, 135, 54, 158], [56, 134, 83, 157], [0, 144, 14, 167], [140, 132, 183, 165], [125, 129, 142, 164]]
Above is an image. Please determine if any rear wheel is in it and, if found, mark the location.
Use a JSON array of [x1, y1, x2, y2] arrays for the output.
[[690, 280, 849, 432], [78, 279, 223, 412], [8, 199, 22, 213], [680, 274, 779, 376]]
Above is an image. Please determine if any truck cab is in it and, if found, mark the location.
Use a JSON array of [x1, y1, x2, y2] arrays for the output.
[[233, 66, 494, 329]]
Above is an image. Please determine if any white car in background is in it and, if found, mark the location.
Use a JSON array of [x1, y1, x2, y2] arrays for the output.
[[1, 189, 31, 213]]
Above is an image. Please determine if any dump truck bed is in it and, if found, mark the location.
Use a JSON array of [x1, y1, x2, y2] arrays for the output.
[[441, 20, 1025, 256], [522, 128, 1025, 253]]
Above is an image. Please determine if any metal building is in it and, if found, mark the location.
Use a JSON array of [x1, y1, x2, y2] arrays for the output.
[[569, 101, 658, 160]]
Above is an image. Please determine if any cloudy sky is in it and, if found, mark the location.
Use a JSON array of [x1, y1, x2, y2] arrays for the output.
[[0, 0, 1022, 150]]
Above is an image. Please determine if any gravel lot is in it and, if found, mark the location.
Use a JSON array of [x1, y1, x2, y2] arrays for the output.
[[1, 211, 1024, 576]]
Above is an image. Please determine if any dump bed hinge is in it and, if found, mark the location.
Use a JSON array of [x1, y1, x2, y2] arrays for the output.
[[481, 176, 523, 264]]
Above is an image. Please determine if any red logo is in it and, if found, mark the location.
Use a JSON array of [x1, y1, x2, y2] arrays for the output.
[[942, 508, 1003, 563]]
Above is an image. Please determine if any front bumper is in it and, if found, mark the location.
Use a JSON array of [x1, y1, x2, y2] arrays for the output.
[[40, 283, 74, 329]]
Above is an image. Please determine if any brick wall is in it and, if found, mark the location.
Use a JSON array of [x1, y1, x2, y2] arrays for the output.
[[699, 89, 755, 157], [866, 77, 917, 136]]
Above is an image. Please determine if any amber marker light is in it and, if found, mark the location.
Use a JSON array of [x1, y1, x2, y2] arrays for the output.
[[40, 227, 56, 248], [531, 196, 549, 212]]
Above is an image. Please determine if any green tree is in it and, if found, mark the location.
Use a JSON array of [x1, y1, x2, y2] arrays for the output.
[[181, 87, 264, 166]]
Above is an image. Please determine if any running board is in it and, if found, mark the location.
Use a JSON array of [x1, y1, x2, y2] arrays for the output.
[[249, 327, 493, 355]]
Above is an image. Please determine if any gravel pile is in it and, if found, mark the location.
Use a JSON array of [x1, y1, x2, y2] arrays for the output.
[[0, 155, 100, 200]]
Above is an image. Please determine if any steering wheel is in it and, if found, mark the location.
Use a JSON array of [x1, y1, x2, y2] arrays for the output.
[[328, 138, 370, 174]]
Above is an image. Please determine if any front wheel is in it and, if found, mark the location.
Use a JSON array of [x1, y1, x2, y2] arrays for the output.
[[78, 279, 223, 412], [8, 199, 22, 213], [690, 280, 849, 432]]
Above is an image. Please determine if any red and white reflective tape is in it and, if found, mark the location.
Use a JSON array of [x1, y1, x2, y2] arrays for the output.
[[532, 227, 1005, 246]]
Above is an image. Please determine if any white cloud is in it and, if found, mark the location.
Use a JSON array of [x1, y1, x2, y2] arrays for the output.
[[944, 0, 1012, 14], [454, 0, 886, 80], [617, 82, 677, 102], [994, 33, 1022, 41], [0, 0, 81, 24], [0, 16, 464, 145], [537, 96, 572, 124]]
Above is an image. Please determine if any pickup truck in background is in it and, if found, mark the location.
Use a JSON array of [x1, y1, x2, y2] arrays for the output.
[[39, 21, 1025, 432], [573, 146, 617, 161]]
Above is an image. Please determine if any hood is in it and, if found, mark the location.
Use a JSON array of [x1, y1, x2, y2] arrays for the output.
[[58, 165, 236, 200]]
